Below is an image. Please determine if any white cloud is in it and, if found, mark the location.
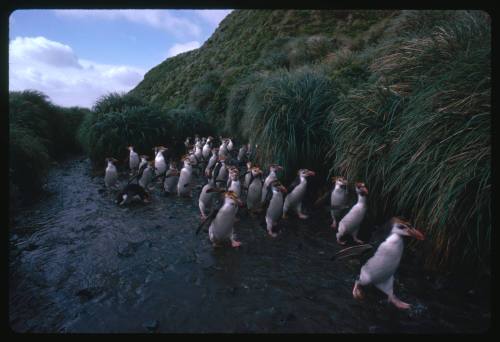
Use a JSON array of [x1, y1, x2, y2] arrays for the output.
[[9, 36, 145, 108], [53, 10, 202, 38], [194, 9, 232, 26], [167, 41, 200, 57]]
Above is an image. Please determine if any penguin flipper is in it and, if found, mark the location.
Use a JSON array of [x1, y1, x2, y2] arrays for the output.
[[196, 209, 219, 235], [287, 177, 300, 193], [332, 244, 374, 261]]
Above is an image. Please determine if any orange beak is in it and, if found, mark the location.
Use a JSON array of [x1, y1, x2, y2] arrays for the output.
[[409, 228, 425, 240]]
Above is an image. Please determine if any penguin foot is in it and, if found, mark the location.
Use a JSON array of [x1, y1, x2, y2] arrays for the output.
[[267, 230, 278, 238], [231, 240, 242, 248], [353, 238, 365, 244], [352, 282, 364, 300], [298, 213, 309, 220], [282, 214, 288, 219], [388, 295, 411, 310], [337, 239, 346, 246]]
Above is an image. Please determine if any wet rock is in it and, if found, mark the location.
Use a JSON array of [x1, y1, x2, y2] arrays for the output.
[[76, 288, 100, 302], [117, 242, 137, 257], [142, 319, 159, 332], [168, 216, 175, 219], [155, 225, 162, 229], [25, 242, 38, 251]]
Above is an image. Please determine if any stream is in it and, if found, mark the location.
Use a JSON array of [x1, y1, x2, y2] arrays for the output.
[[9, 156, 491, 333]]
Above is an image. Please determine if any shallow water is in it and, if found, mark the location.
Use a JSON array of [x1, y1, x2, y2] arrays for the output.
[[9, 157, 490, 333]]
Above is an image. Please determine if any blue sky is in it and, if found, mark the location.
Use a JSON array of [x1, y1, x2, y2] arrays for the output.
[[9, 9, 232, 108]]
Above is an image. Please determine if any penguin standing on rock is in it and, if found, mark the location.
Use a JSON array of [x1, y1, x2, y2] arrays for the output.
[[334, 217, 425, 310], [128, 146, 140, 175], [265, 180, 287, 237], [206, 191, 244, 248], [336, 182, 368, 245], [104, 158, 119, 188], [164, 161, 180, 195], [282, 169, 315, 219], [330, 176, 350, 229], [154, 146, 168, 177]]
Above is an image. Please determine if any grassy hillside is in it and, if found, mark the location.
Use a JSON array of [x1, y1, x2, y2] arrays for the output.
[[128, 9, 490, 275]]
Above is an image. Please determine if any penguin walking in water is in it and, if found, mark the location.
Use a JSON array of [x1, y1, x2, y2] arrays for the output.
[[128, 146, 140, 175], [154, 146, 168, 177], [104, 158, 119, 188], [177, 156, 193, 197], [116, 183, 150, 205], [261, 164, 283, 206], [282, 169, 316, 219], [246, 166, 264, 214], [205, 191, 244, 248], [138, 161, 155, 190], [265, 180, 287, 238], [334, 217, 425, 310], [330, 176, 350, 229], [164, 161, 180, 195], [205, 148, 219, 178], [336, 182, 368, 245]]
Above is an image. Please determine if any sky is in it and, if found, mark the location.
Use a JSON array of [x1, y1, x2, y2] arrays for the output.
[[8, 9, 233, 108]]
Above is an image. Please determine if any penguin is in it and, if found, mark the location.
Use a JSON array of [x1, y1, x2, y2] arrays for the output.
[[198, 178, 223, 219], [138, 161, 155, 189], [104, 158, 119, 188], [336, 182, 368, 245], [194, 140, 203, 161], [243, 161, 253, 190], [138, 155, 149, 172], [227, 167, 242, 197], [227, 138, 234, 152], [335, 217, 425, 310], [214, 157, 228, 189], [261, 164, 283, 205], [246, 166, 264, 213], [177, 156, 193, 197], [237, 144, 247, 164], [282, 169, 315, 219], [116, 183, 150, 205], [128, 146, 140, 174], [164, 161, 180, 195], [184, 137, 191, 149], [330, 176, 350, 229], [202, 136, 213, 160], [207, 191, 244, 248], [218, 139, 229, 159], [154, 146, 168, 176], [265, 180, 287, 238], [205, 148, 219, 178]]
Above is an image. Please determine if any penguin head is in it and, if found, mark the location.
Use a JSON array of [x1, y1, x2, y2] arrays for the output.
[[332, 176, 347, 189], [355, 182, 368, 196], [298, 169, 315, 178], [246, 161, 252, 169], [224, 191, 244, 207], [390, 217, 425, 240], [140, 155, 149, 161], [269, 164, 283, 173], [106, 157, 118, 165], [271, 180, 287, 193], [251, 166, 262, 176], [128, 145, 134, 151]]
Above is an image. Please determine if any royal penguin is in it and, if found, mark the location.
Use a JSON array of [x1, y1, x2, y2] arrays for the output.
[[205, 148, 219, 178], [243, 161, 253, 190], [104, 158, 119, 188], [227, 167, 242, 198], [116, 183, 150, 205], [237, 145, 247, 164], [206, 191, 244, 248], [282, 169, 316, 219], [227, 138, 234, 152], [128, 146, 140, 174], [202, 136, 213, 160], [198, 178, 222, 219], [164, 161, 180, 195], [261, 164, 283, 205], [218, 139, 229, 159], [139, 160, 155, 189], [177, 156, 193, 197], [330, 176, 350, 229], [138, 155, 149, 172], [194, 140, 203, 161], [336, 182, 368, 245], [184, 137, 191, 149], [246, 166, 264, 213], [334, 217, 425, 310], [154, 146, 168, 176], [213, 157, 228, 188], [265, 180, 287, 237]]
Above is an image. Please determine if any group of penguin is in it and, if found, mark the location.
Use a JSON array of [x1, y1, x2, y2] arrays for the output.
[[103, 135, 426, 310]]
